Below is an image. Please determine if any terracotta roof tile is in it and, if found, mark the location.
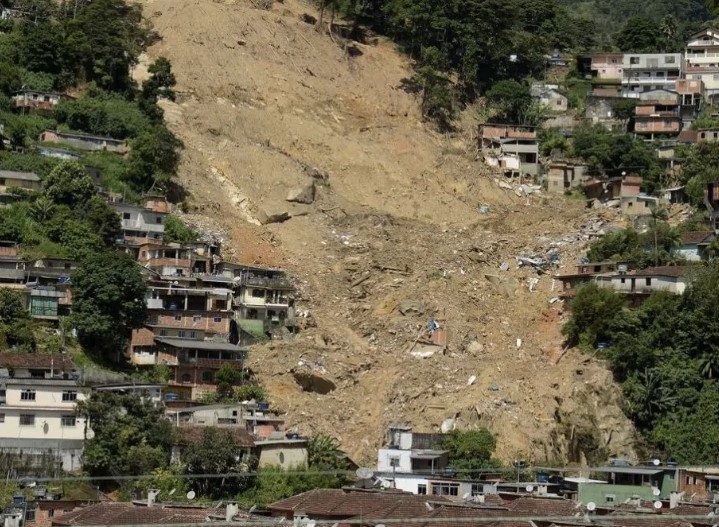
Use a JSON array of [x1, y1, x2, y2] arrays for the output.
[[681, 231, 715, 245], [507, 496, 579, 517], [0, 352, 76, 371], [52, 502, 215, 526], [175, 425, 255, 448], [268, 489, 450, 519]]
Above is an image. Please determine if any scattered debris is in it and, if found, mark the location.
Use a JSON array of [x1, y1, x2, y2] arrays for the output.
[[500, 262, 510, 272], [286, 181, 316, 204], [527, 277, 539, 292], [467, 375, 477, 386], [516, 338, 522, 349], [479, 204, 490, 214]]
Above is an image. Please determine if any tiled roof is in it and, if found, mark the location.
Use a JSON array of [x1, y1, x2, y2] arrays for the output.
[[681, 231, 714, 245], [640, 265, 699, 278], [51, 502, 215, 526], [506, 496, 580, 517], [0, 170, 40, 182], [267, 488, 450, 519], [0, 352, 76, 370], [678, 129, 698, 143], [174, 425, 255, 448]]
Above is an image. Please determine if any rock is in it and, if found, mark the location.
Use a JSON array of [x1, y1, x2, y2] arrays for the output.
[[256, 206, 291, 225], [398, 301, 422, 316], [467, 341, 484, 355], [286, 182, 315, 204], [292, 370, 336, 394]]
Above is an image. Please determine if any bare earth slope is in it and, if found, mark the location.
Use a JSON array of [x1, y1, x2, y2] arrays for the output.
[[137, 0, 637, 465]]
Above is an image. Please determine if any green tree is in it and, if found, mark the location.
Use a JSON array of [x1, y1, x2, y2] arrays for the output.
[[441, 429, 498, 475], [562, 283, 626, 348], [126, 126, 182, 191], [485, 80, 532, 124], [164, 215, 198, 244], [0, 289, 35, 351], [85, 196, 122, 247], [307, 434, 347, 470], [79, 392, 174, 478], [71, 251, 147, 357], [214, 363, 244, 399], [0, 62, 22, 96], [615, 17, 661, 52], [43, 161, 96, 207], [183, 427, 252, 497]]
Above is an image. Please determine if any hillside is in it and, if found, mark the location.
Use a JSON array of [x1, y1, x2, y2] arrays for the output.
[[135, 0, 637, 465]]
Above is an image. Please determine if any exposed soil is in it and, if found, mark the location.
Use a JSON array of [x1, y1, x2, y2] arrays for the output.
[[135, 0, 638, 465]]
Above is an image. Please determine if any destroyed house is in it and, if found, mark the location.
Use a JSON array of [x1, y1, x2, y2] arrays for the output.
[[39, 130, 127, 154], [479, 124, 539, 176], [14, 90, 72, 111], [546, 162, 588, 193], [377, 424, 449, 475]]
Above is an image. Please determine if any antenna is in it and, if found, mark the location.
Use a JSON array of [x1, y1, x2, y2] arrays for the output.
[[186, 491, 196, 500], [654, 501, 662, 510], [356, 467, 374, 479], [653, 488, 661, 497], [587, 502, 596, 512]]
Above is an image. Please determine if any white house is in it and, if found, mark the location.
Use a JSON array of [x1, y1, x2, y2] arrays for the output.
[[685, 28, 719, 99], [674, 231, 715, 262], [595, 266, 696, 296], [0, 354, 87, 472], [111, 202, 167, 246], [621, 54, 682, 98], [376, 424, 449, 476]]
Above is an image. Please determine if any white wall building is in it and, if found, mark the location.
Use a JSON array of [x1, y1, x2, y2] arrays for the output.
[[0, 378, 87, 472], [621, 54, 682, 98], [595, 267, 694, 296], [112, 203, 167, 245], [685, 28, 719, 99]]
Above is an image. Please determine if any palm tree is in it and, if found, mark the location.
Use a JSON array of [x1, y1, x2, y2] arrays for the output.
[[650, 205, 669, 266], [699, 350, 719, 379], [307, 434, 345, 469], [31, 196, 55, 222], [660, 15, 678, 46]]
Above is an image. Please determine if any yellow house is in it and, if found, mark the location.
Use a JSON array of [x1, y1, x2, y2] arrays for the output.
[[0, 170, 41, 193]]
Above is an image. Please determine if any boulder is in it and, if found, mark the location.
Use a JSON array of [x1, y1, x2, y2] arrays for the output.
[[293, 370, 336, 394], [286, 182, 315, 204], [256, 206, 291, 225]]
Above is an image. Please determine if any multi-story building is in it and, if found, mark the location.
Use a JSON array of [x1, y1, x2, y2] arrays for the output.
[[676, 79, 704, 126], [0, 171, 42, 205], [621, 53, 682, 98], [589, 52, 625, 81], [112, 198, 168, 249], [137, 241, 220, 277], [14, 90, 72, 112], [685, 28, 719, 100], [0, 242, 26, 289], [0, 354, 86, 472], [633, 96, 682, 139]]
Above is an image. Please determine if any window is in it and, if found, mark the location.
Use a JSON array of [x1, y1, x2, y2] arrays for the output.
[[621, 278, 626, 284], [178, 330, 186, 338], [471, 483, 483, 496], [431, 483, 459, 496], [181, 373, 191, 383], [62, 391, 78, 402], [389, 455, 400, 468], [252, 289, 265, 298], [627, 202, 633, 208], [25, 510, 35, 522], [605, 494, 616, 503], [417, 484, 427, 495], [49, 510, 55, 518], [630, 56, 640, 64], [0, 413, 5, 423], [665, 56, 676, 64], [122, 212, 131, 220], [202, 371, 213, 382], [19, 414, 35, 426], [190, 331, 196, 339], [160, 329, 168, 337], [656, 71, 665, 78], [214, 316, 222, 323], [156, 217, 163, 224], [193, 314, 202, 322], [646, 278, 652, 286], [61, 415, 76, 427], [21, 390, 36, 401]]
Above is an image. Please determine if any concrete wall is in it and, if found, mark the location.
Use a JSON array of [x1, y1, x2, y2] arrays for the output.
[[599, 275, 686, 295], [675, 245, 703, 262], [257, 442, 308, 468], [578, 483, 659, 505], [377, 448, 412, 473]]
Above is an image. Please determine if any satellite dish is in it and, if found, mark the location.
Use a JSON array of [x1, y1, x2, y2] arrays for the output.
[[43, 422, 49, 434], [654, 501, 663, 510], [462, 493, 471, 500], [587, 502, 596, 512], [425, 502, 434, 511], [526, 485, 534, 493], [652, 488, 661, 497], [653, 459, 661, 466], [85, 428, 95, 440], [186, 491, 196, 500], [248, 506, 257, 515], [168, 488, 176, 496], [356, 467, 374, 479]]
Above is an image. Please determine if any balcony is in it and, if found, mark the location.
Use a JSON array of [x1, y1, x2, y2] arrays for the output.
[[622, 77, 679, 85]]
